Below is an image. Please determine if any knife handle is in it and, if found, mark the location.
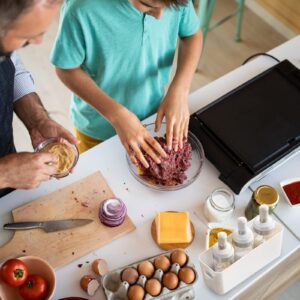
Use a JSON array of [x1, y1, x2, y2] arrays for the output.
[[3, 222, 43, 230]]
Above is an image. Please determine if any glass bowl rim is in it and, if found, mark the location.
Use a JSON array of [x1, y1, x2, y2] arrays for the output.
[[126, 122, 204, 191]]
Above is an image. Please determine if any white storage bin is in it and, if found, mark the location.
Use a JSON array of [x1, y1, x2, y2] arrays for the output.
[[199, 220, 283, 295]]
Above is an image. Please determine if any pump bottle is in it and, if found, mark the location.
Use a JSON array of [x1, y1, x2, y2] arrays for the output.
[[232, 217, 254, 260], [253, 204, 275, 245], [212, 232, 234, 272]]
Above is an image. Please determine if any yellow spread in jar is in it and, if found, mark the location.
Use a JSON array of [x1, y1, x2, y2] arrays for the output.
[[42, 142, 75, 174], [209, 228, 233, 248]]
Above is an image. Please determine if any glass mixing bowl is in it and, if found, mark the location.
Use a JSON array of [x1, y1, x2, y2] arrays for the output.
[[126, 123, 204, 191]]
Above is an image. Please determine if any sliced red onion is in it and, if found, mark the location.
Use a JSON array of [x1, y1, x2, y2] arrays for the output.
[[99, 198, 127, 227]]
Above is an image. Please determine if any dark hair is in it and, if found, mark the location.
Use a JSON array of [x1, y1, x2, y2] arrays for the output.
[[0, 0, 61, 32], [162, 0, 189, 7]]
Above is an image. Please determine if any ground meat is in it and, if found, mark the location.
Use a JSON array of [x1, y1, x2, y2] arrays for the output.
[[138, 137, 192, 186]]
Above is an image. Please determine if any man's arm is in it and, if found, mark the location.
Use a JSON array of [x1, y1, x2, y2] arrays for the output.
[[155, 29, 203, 150], [0, 53, 77, 190], [14, 92, 48, 132], [12, 52, 77, 147], [14, 91, 77, 148]]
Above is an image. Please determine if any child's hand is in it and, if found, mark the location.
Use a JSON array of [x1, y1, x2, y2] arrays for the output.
[[155, 86, 190, 151], [113, 110, 167, 168]]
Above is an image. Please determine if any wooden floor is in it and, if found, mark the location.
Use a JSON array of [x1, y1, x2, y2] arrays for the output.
[[257, 0, 300, 34], [191, 0, 287, 91]]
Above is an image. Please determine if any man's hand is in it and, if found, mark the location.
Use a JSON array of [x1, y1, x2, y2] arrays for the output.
[[29, 118, 78, 148], [155, 85, 190, 151], [0, 153, 58, 190], [113, 109, 167, 168], [13, 92, 77, 148]]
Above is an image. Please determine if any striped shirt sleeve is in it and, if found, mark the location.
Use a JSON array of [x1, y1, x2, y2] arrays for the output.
[[11, 52, 35, 102]]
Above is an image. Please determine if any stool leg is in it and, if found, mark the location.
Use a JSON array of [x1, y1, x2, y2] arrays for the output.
[[198, 0, 209, 42], [198, 0, 216, 43], [235, 0, 245, 42]]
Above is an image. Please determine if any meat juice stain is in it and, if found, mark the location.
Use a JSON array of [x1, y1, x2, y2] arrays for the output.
[[283, 181, 300, 205]]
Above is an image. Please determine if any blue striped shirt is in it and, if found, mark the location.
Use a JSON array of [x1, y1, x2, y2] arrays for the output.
[[11, 52, 35, 102]]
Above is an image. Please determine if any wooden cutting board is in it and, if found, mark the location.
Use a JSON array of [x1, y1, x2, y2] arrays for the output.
[[0, 172, 135, 268]]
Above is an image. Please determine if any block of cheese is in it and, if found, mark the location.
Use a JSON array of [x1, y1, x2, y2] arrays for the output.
[[155, 212, 192, 244]]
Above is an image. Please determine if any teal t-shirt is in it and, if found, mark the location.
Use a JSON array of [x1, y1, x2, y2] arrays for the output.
[[51, 0, 199, 140]]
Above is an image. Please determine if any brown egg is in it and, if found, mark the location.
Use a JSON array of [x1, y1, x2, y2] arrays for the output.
[[154, 255, 171, 272], [162, 272, 179, 290], [170, 250, 187, 267], [145, 278, 162, 296], [121, 267, 139, 284], [127, 285, 145, 300], [179, 267, 196, 284], [137, 261, 154, 278]]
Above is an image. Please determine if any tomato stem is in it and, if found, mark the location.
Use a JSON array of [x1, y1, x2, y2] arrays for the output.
[[27, 279, 34, 288], [14, 268, 24, 279]]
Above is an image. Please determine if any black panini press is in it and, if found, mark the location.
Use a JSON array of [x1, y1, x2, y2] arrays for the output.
[[189, 60, 300, 194]]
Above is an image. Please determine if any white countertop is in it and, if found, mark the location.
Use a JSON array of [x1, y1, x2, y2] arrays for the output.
[[1, 36, 300, 299]]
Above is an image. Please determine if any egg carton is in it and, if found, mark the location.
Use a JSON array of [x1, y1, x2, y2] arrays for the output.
[[101, 250, 198, 300]]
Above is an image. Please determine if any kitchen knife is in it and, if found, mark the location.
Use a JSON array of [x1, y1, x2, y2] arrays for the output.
[[3, 219, 93, 233]]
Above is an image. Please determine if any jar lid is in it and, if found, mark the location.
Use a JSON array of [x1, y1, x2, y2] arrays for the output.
[[254, 185, 279, 206]]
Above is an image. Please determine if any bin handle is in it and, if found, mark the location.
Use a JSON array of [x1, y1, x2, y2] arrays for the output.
[[204, 270, 214, 280]]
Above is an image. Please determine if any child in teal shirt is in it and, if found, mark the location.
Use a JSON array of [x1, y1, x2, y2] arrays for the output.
[[51, 0, 202, 168]]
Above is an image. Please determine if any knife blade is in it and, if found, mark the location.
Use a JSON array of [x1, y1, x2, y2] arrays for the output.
[[3, 219, 93, 233]]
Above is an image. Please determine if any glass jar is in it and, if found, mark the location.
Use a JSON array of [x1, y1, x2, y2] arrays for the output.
[[204, 188, 235, 222], [245, 185, 279, 220]]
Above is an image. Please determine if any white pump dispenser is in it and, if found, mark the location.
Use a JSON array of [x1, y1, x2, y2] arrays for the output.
[[212, 232, 234, 272], [253, 204, 275, 243], [232, 217, 254, 260]]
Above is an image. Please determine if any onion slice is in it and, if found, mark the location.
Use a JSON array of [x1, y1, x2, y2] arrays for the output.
[[99, 198, 127, 227]]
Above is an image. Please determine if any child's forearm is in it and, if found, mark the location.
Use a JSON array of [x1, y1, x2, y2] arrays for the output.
[[55, 67, 167, 167], [55, 67, 126, 125], [172, 29, 203, 93]]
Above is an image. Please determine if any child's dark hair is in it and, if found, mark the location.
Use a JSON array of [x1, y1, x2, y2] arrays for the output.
[[163, 0, 189, 7]]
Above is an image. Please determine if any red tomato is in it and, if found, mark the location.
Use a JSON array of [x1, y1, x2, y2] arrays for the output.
[[19, 275, 48, 300], [0, 258, 29, 287]]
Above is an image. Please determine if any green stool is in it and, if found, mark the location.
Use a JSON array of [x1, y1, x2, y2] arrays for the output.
[[197, 0, 246, 42]]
